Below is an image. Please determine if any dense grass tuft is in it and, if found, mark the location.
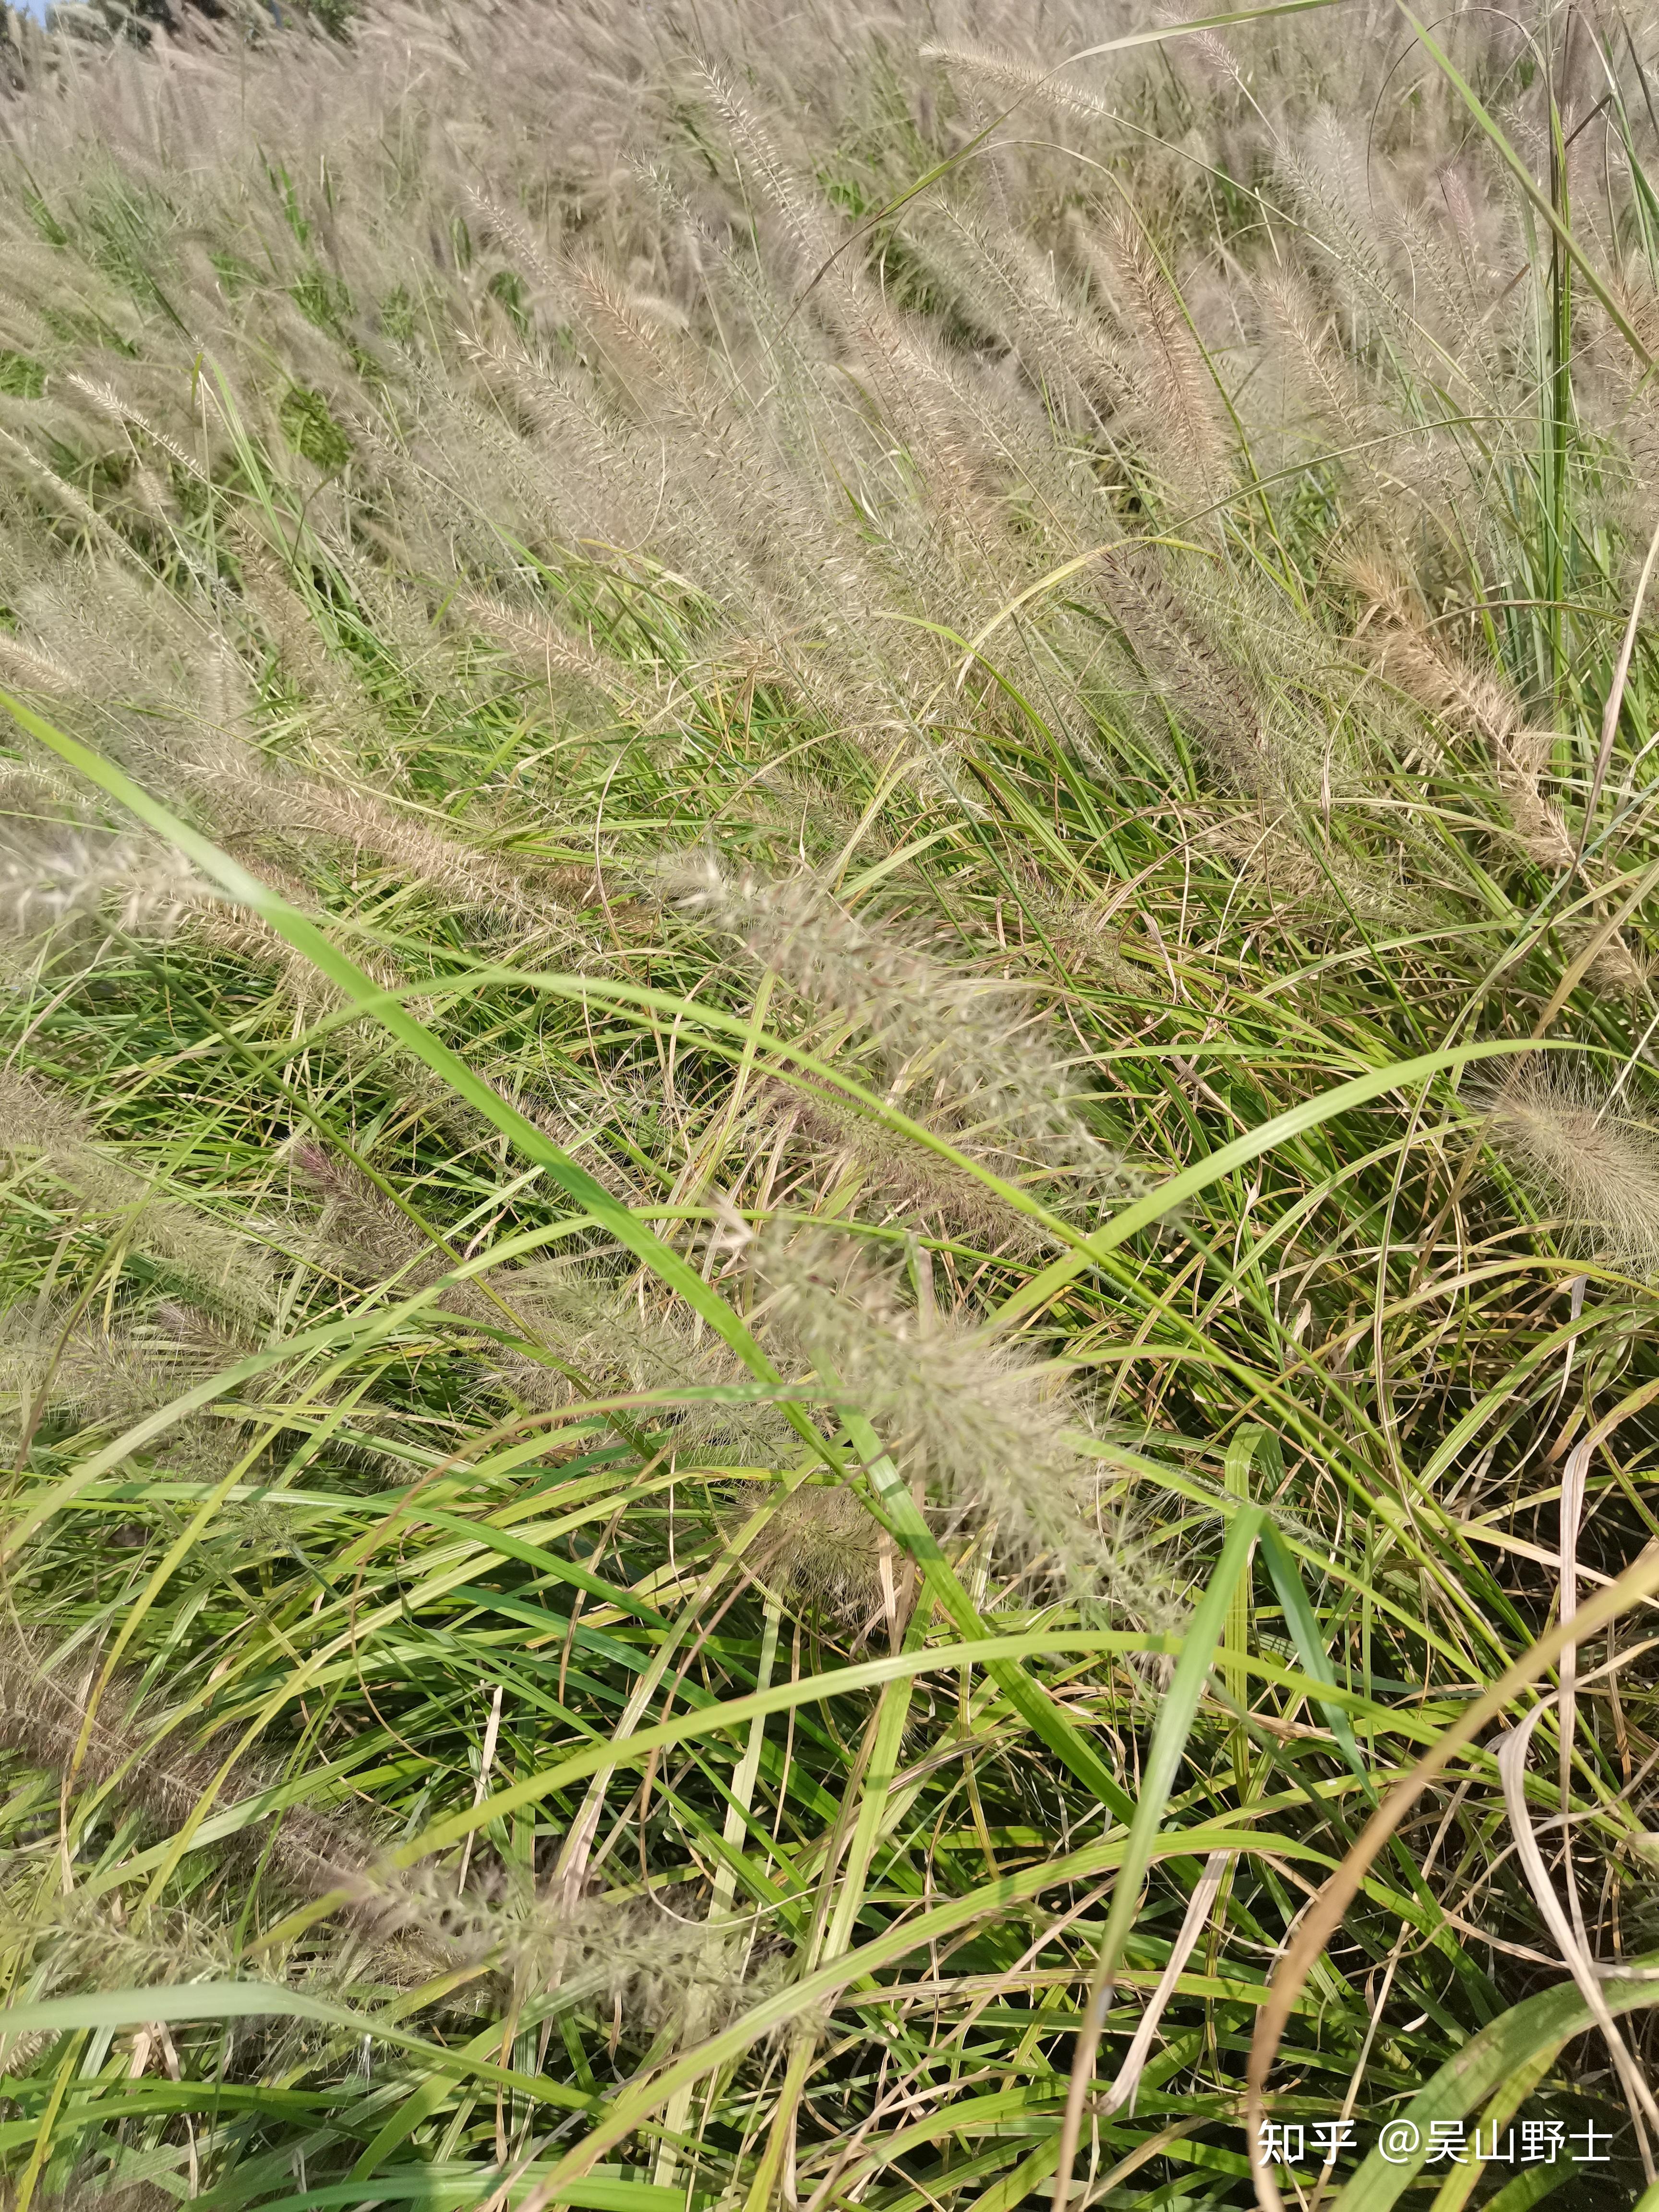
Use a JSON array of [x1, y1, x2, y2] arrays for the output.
[[6, 2, 1659, 2207]]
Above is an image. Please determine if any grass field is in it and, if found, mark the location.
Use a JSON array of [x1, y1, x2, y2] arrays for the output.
[[6, 1, 1659, 2206]]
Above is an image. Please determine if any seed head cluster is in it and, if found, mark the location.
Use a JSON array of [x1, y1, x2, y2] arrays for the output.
[[1482, 1062, 1659, 1279], [299, 1144, 792, 1460], [757, 1229, 1175, 1627], [0, 808, 211, 949], [666, 854, 1156, 1222]]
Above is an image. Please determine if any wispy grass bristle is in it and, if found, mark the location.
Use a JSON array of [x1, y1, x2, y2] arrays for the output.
[[757, 1227, 1174, 1626], [1482, 1062, 1659, 1278], [0, 811, 211, 946], [738, 1476, 891, 1626]]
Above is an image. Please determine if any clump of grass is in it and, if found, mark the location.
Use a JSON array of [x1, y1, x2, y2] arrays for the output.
[[4, 2, 1659, 2207]]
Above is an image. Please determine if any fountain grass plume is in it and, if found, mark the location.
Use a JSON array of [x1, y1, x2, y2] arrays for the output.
[[296, 1144, 792, 1459], [754, 1081, 1054, 1258], [1481, 1060, 1659, 1279], [756, 1227, 1177, 1628], [0, 1070, 274, 1326], [0, 1299, 247, 1474], [0, 809, 212, 948], [344, 1861, 784, 2044], [0, 1624, 376, 1904], [663, 853, 1158, 1224], [736, 1475, 892, 1627]]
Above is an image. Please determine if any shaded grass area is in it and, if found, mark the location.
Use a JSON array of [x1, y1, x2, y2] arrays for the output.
[[3, 2, 1659, 2207]]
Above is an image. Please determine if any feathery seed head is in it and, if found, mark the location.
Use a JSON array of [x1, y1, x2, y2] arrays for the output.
[[295, 1144, 786, 1455], [1482, 1061, 1659, 1277], [0, 1299, 228, 1457], [347, 1861, 781, 2043], [1570, 926, 1652, 1000], [0, 1626, 232, 1845], [738, 1476, 892, 1625], [0, 1624, 377, 1900], [757, 1082, 1054, 1256], [756, 1228, 1176, 1626], [1346, 560, 1575, 866], [295, 1143, 433, 1285], [0, 1070, 274, 1324], [0, 1873, 235, 2008], [1346, 556, 1519, 746], [1083, 210, 1232, 515], [663, 854, 1162, 1224], [0, 810, 214, 947]]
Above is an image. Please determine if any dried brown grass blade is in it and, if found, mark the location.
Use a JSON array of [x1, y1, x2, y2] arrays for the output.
[[1497, 1699, 1658, 2171], [1245, 1538, 1659, 2212], [1098, 1848, 1232, 2120]]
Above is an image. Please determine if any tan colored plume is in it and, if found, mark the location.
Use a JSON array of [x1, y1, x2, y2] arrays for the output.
[[1482, 1061, 1659, 1278]]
